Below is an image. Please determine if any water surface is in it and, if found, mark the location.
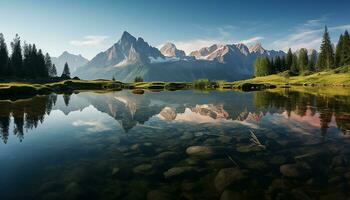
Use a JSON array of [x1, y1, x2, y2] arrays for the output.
[[1, 89, 350, 199]]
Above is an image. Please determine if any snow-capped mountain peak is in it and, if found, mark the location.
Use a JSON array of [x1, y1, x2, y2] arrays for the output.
[[249, 43, 266, 54], [160, 43, 186, 58]]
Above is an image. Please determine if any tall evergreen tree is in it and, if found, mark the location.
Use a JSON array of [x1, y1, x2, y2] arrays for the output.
[[285, 48, 293, 70], [44, 53, 55, 77], [274, 56, 282, 73], [61, 62, 71, 78], [342, 30, 350, 66], [308, 50, 317, 71], [291, 53, 299, 74], [298, 48, 309, 72], [23, 43, 37, 78], [254, 57, 271, 76], [36, 49, 48, 77], [10, 34, 23, 77], [0, 33, 9, 77], [281, 56, 286, 71], [317, 26, 335, 70], [335, 34, 344, 67], [51, 64, 57, 77]]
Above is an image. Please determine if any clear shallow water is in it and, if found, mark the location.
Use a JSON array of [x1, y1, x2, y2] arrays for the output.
[[0, 89, 350, 199]]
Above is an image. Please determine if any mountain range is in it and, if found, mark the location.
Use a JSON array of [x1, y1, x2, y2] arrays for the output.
[[51, 51, 89, 75], [75, 31, 285, 81]]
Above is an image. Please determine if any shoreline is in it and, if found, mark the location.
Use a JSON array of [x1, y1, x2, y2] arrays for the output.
[[0, 74, 350, 101]]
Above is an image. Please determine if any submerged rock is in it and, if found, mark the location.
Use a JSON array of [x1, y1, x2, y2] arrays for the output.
[[147, 190, 175, 200], [133, 164, 153, 175], [164, 166, 197, 179], [186, 146, 214, 157], [214, 167, 245, 192], [157, 151, 178, 159], [280, 164, 306, 178]]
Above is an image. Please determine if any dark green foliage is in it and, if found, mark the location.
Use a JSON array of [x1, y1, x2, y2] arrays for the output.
[[36, 50, 48, 77], [274, 56, 281, 73], [193, 79, 220, 89], [0, 34, 54, 79], [0, 33, 8, 77], [335, 30, 350, 67], [45, 53, 57, 77], [112, 76, 115, 81], [10, 34, 23, 77], [51, 64, 57, 77], [308, 50, 317, 71], [253, 26, 350, 77], [134, 76, 144, 82], [335, 34, 344, 67], [341, 30, 350, 66], [291, 53, 299, 74], [0, 33, 52, 79], [298, 48, 308, 72], [285, 48, 293, 71], [254, 57, 271, 77], [61, 62, 71, 79], [317, 26, 335, 70], [22, 44, 49, 78]]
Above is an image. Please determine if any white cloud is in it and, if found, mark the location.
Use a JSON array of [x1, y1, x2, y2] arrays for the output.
[[70, 35, 108, 46], [272, 18, 350, 51], [238, 36, 264, 45], [72, 120, 110, 132]]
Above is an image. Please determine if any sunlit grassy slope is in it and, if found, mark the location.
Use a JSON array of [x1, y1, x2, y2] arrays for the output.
[[233, 67, 350, 86]]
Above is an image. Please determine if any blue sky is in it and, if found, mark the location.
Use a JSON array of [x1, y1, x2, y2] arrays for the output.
[[1, 0, 350, 59]]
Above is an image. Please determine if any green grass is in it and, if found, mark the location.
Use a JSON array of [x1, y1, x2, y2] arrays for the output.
[[233, 67, 350, 87], [1, 67, 349, 100]]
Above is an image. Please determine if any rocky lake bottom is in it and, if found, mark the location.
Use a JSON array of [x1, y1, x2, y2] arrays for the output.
[[0, 89, 350, 200]]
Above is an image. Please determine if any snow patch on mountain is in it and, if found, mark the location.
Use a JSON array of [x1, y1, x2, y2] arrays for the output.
[[149, 56, 180, 63]]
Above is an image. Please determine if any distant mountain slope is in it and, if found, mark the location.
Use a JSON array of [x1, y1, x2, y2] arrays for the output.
[[51, 51, 89, 75], [76, 31, 285, 82]]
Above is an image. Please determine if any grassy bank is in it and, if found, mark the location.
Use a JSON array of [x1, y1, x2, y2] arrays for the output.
[[0, 80, 124, 100], [1, 68, 350, 100], [232, 67, 350, 87]]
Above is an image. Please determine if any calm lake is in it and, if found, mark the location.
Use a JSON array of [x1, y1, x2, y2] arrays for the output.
[[1, 89, 350, 199]]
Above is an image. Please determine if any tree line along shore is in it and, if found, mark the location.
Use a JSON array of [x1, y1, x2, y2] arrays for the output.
[[0, 27, 350, 100]]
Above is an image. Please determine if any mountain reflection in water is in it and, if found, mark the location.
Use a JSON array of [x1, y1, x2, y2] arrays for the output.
[[0, 89, 350, 199]]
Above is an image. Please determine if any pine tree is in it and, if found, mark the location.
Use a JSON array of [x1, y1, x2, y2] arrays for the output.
[[298, 48, 309, 72], [37, 49, 48, 77], [51, 64, 57, 77], [10, 34, 23, 77], [254, 57, 271, 76], [291, 53, 299, 74], [335, 34, 344, 67], [274, 56, 282, 73], [285, 48, 293, 71], [0, 33, 9, 77], [317, 26, 335, 70], [308, 50, 317, 71], [112, 76, 115, 81], [44, 53, 55, 77], [61, 62, 71, 78], [23, 43, 37, 78], [281, 56, 286, 71], [342, 30, 350, 66]]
